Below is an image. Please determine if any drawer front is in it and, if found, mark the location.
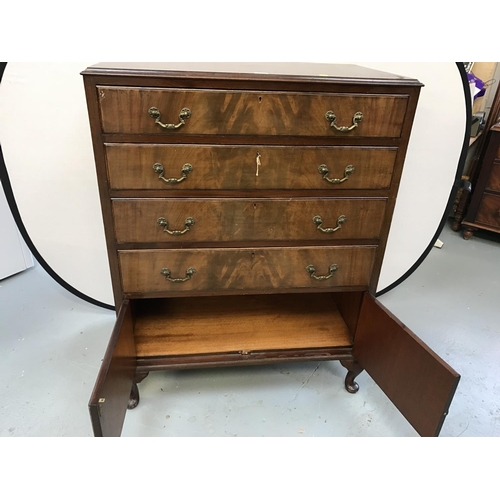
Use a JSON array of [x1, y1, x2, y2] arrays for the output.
[[476, 193, 500, 229], [118, 246, 377, 294], [486, 161, 500, 194], [106, 144, 398, 191], [98, 86, 408, 138], [112, 198, 387, 244]]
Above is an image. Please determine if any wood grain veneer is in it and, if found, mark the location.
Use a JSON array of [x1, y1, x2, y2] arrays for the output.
[[118, 246, 377, 295], [111, 198, 387, 244], [105, 144, 398, 191], [98, 86, 408, 138]]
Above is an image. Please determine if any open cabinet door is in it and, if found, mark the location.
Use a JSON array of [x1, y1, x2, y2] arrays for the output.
[[89, 300, 137, 437], [354, 294, 460, 437]]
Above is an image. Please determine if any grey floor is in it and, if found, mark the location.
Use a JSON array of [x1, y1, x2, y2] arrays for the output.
[[1, 223, 499, 437]]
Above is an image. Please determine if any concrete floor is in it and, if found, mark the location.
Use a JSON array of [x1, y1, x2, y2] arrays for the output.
[[0, 223, 499, 437]]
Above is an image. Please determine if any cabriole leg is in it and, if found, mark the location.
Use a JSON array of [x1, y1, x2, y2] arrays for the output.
[[128, 383, 139, 409], [128, 372, 149, 410], [340, 359, 364, 394]]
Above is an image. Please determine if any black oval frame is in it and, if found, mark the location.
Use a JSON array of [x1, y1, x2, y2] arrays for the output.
[[0, 62, 471, 310]]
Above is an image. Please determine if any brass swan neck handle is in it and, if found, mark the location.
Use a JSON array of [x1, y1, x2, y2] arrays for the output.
[[318, 164, 355, 185], [148, 107, 192, 130], [161, 267, 196, 283], [313, 215, 347, 233], [157, 217, 195, 236], [153, 163, 193, 184], [325, 111, 363, 132], [306, 264, 339, 281]]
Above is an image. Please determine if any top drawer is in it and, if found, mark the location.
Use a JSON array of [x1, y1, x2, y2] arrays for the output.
[[97, 86, 409, 138]]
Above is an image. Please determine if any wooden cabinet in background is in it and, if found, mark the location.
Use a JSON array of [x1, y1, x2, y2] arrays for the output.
[[463, 124, 500, 239], [82, 63, 460, 437]]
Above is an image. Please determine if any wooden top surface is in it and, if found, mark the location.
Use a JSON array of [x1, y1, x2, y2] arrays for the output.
[[82, 62, 422, 86]]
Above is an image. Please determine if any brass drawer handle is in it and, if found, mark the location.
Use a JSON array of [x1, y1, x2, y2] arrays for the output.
[[148, 106, 192, 130], [325, 111, 363, 132], [157, 217, 195, 235], [313, 215, 347, 233], [318, 164, 355, 184], [161, 267, 196, 283], [153, 163, 193, 184], [306, 264, 339, 281]]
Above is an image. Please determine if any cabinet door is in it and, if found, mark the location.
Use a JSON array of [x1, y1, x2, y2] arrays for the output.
[[88, 301, 137, 437], [354, 294, 460, 437]]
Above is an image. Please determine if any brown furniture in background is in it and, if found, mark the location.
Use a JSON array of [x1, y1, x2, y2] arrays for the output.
[[462, 124, 500, 239], [82, 63, 460, 437], [453, 69, 500, 236]]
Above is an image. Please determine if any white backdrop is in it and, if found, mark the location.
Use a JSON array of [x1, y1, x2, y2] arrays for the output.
[[0, 62, 466, 306]]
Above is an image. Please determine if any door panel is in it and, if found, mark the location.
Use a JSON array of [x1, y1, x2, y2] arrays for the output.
[[89, 301, 136, 437], [354, 294, 460, 437]]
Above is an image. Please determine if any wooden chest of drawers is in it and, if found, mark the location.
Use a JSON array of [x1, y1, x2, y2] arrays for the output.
[[82, 62, 460, 437], [463, 124, 500, 239]]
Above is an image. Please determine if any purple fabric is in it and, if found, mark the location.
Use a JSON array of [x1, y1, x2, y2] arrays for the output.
[[468, 72, 486, 99]]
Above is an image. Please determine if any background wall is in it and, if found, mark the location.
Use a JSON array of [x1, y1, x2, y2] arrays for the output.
[[0, 62, 467, 306], [357, 63, 466, 291], [0, 63, 111, 303], [0, 180, 33, 279]]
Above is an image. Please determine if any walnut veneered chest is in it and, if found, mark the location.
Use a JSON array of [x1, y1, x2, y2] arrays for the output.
[[82, 62, 459, 437]]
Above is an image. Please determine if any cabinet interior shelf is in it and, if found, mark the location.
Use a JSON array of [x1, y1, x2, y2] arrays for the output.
[[133, 293, 354, 357]]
